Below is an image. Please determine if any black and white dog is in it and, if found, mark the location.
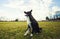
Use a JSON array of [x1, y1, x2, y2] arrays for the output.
[[24, 10, 42, 37]]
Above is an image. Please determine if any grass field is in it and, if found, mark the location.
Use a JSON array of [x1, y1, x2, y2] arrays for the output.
[[0, 21, 60, 39]]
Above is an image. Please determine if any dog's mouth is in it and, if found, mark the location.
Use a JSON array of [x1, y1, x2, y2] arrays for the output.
[[25, 14, 29, 16]]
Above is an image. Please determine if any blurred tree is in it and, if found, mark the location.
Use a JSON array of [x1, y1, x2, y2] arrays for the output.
[[15, 19, 19, 21], [46, 16, 49, 20]]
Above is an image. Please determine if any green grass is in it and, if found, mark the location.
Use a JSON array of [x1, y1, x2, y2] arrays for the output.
[[0, 21, 60, 39]]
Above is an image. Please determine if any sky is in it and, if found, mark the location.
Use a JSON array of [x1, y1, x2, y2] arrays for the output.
[[0, 0, 60, 21]]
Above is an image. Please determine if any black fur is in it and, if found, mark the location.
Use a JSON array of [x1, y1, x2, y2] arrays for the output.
[[24, 10, 42, 34]]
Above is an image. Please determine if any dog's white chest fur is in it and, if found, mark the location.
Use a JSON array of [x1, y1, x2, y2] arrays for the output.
[[26, 16, 31, 24]]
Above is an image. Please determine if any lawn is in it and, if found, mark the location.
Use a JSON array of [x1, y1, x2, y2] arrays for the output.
[[0, 21, 60, 39]]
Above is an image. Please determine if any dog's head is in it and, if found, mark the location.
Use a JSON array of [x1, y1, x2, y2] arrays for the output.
[[24, 10, 32, 16]]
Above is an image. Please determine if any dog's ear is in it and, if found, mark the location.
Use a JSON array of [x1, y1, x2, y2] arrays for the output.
[[24, 11, 26, 13], [30, 10, 32, 12]]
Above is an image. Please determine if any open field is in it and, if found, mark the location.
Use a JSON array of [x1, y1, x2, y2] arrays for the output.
[[0, 21, 60, 39]]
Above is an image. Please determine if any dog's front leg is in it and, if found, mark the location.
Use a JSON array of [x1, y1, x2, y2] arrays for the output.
[[24, 29, 30, 36], [30, 27, 33, 37], [29, 24, 33, 37]]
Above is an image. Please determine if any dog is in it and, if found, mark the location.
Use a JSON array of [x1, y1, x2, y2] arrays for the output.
[[24, 10, 42, 37]]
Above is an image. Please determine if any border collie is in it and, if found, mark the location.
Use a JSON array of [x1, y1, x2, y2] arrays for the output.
[[24, 10, 42, 37]]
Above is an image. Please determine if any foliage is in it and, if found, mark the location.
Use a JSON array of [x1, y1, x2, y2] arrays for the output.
[[15, 19, 19, 21], [46, 16, 49, 20]]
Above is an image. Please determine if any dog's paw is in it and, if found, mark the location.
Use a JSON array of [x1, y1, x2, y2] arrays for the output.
[[30, 34, 33, 37], [24, 34, 27, 36]]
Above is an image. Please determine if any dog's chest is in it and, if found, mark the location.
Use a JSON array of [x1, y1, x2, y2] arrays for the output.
[[26, 16, 31, 24]]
